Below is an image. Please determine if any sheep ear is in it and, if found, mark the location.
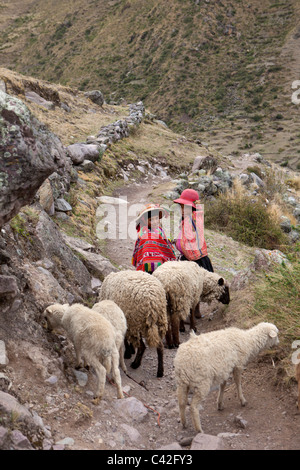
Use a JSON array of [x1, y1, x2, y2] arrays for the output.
[[269, 330, 277, 338], [218, 278, 224, 286]]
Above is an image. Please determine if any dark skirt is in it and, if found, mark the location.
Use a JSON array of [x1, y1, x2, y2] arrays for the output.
[[179, 254, 214, 273]]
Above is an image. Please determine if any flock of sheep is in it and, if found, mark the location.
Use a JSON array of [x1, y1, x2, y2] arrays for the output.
[[43, 260, 281, 433]]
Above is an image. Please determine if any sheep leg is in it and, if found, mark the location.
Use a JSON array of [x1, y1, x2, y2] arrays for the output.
[[74, 344, 84, 369], [179, 319, 185, 332], [194, 301, 202, 319], [165, 322, 174, 349], [111, 349, 124, 399], [156, 340, 164, 377], [171, 315, 180, 348], [190, 389, 204, 433], [217, 380, 227, 410], [233, 366, 247, 407], [177, 383, 189, 429], [190, 307, 197, 333], [166, 316, 180, 349], [119, 343, 127, 373], [130, 338, 146, 369], [90, 359, 107, 405], [124, 339, 134, 359]]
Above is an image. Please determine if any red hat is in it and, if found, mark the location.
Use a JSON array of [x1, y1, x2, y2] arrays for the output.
[[173, 188, 200, 209]]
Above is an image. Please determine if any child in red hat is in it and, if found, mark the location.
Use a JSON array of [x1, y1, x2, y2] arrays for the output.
[[173, 188, 213, 272], [173, 189, 214, 319]]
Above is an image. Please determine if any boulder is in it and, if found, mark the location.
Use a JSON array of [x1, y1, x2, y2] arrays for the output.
[[23, 263, 74, 305], [192, 155, 218, 172], [10, 430, 34, 450], [114, 397, 149, 423], [0, 275, 19, 298], [0, 390, 32, 422], [25, 90, 55, 110], [84, 90, 104, 107], [64, 244, 118, 280], [36, 178, 55, 215], [280, 216, 292, 233], [66, 143, 100, 165], [0, 341, 9, 369], [54, 198, 72, 212], [78, 160, 96, 172], [0, 91, 67, 227], [190, 433, 224, 450], [34, 210, 92, 294]]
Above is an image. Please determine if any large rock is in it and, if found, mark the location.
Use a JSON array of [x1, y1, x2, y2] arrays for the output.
[[0, 390, 49, 450], [25, 90, 55, 110], [0, 91, 67, 227], [190, 433, 224, 450], [23, 263, 74, 305], [36, 178, 55, 215], [0, 341, 9, 369], [66, 143, 100, 165], [84, 90, 104, 107], [0, 275, 19, 298], [114, 397, 149, 423], [0, 390, 32, 422], [62, 235, 118, 281], [192, 155, 218, 172], [34, 210, 92, 295]]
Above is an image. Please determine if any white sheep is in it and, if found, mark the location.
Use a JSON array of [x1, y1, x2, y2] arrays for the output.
[[98, 270, 168, 377], [43, 303, 124, 403], [174, 322, 279, 433], [153, 260, 230, 348], [92, 299, 127, 374]]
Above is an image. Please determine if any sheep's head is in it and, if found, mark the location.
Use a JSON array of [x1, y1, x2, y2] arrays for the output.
[[42, 303, 68, 331], [216, 278, 230, 305], [263, 322, 279, 347], [200, 273, 230, 305]]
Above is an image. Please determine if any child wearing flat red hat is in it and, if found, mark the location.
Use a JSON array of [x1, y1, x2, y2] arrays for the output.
[[173, 188, 214, 272]]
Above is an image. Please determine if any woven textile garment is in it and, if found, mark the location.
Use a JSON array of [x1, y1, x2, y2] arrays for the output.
[[175, 210, 208, 260], [132, 226, 176, 273]]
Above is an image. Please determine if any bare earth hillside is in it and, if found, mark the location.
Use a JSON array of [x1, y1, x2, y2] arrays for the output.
[[0, 0, 300, 168]]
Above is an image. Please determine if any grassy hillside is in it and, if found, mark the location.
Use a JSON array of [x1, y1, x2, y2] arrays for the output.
[[0, 0, 300, 168]]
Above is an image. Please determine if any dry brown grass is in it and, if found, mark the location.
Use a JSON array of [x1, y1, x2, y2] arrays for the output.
[[0, 67, 129, 146]]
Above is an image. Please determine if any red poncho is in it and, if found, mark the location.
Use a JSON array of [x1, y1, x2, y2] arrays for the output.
[[132, 226, 176, 273]]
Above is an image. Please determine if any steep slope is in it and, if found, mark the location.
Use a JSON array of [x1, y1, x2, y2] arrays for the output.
[[0, 0, 299, 168]]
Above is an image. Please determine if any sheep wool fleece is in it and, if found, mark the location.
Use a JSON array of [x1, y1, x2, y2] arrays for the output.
[[99, 270, 168, 348], [174, 322, 279, 432], [174, 322, 279, 390], [43, 303, 124, 401]]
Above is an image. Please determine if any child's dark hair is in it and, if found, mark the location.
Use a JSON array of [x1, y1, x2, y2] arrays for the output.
[[147, 209, 161, 220]]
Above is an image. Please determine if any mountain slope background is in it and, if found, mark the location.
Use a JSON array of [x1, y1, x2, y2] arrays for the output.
[[1, 0, 300, 168]]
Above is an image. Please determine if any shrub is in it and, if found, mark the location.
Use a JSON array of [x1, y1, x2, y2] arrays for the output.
[[252, 256, 300, 348], [205, 181, 287, 250]]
